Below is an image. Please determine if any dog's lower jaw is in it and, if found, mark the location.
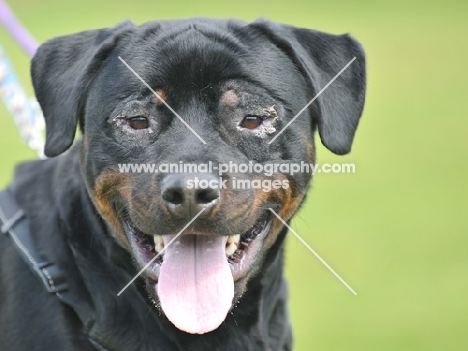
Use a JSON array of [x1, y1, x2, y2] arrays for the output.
[[122, 212, 274, 335], [154, 226, 292, 351]]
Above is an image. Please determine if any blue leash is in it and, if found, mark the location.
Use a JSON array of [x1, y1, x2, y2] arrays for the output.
[[0, 45, 44, 157], [0, 0, 44, 158]]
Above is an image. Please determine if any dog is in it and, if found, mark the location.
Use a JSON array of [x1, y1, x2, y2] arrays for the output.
[[0, 18, 365, 350]]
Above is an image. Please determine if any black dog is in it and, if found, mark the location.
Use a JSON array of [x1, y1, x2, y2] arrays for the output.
[[0, 18, 365, 350]]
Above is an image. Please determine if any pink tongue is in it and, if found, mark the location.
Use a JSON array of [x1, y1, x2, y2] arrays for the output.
[[157, 235, 234, 334]]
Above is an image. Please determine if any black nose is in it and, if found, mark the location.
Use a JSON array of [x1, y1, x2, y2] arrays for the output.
[[161, 173, 220, 218]]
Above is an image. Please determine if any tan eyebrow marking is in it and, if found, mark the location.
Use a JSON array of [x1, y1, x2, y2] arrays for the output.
[[155, 89, 167, 105], [221, 89, 239, 107]]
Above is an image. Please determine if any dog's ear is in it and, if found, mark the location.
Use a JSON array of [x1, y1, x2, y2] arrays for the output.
[[31, 21, 135, 157], [251, 20, 366, 155]]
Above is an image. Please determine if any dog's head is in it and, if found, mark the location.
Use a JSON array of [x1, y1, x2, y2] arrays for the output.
[[31, 18, 365, 334]]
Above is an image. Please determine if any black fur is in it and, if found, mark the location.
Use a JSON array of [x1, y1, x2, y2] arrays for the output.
[[0, 17, 365, 350]]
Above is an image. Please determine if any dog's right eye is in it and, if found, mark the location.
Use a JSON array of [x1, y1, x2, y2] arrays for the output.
[[127, 116, 149, 130]]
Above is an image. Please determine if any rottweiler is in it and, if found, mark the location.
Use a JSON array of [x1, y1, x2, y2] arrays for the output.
[[0, 18, 366, 351]]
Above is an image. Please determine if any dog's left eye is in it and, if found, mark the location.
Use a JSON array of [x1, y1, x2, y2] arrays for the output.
[[127, 116, 149, 130], [241, 115, 263, 129]]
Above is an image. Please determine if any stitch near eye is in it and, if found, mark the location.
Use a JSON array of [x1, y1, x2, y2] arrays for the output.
[[127, 116, 149, 130], [241, 115, 263, 129]]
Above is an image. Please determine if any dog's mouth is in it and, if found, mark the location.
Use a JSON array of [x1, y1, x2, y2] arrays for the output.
[[122, 213, 271, 335]]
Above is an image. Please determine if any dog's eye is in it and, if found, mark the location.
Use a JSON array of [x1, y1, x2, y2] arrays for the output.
[[127, 116, 149, 130], [241, 115, 263, 129]]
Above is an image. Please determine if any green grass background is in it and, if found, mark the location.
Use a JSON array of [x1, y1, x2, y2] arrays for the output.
[[1, 0, 467, 350]]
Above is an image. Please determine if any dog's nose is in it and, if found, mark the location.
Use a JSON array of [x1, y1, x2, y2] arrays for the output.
[[161, 173, 220, 218]]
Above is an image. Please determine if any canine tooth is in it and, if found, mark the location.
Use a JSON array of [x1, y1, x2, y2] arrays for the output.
[[155, 243, 164, 254], [225, 242, 238, 257], [227, 234, 240, 244], [154, 235, 164, 254]]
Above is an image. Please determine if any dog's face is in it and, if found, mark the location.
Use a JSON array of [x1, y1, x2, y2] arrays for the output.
[[31, 18, 365, 335]]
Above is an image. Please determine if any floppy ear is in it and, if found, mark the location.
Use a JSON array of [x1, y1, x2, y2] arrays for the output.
[[251, 20, 366, 155], [31, 21, 135, 157]]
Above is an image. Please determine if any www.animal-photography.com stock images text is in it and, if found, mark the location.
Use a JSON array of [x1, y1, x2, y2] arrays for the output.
[[0, 1, 467, 350]]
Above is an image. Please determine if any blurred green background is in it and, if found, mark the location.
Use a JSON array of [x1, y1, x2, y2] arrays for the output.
[[1, 0, 467, 350]]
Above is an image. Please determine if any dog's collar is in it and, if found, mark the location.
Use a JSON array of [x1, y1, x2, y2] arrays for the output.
[[0, 189, 113, 351]]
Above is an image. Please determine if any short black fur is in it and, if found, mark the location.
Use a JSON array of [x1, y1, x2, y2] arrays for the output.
[[0, 17, 366, 351]]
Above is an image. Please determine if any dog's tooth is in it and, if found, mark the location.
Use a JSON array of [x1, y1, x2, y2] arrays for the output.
[[154, 235, 163, 244], [155, 243, 164, 254], [154, 235, 164, 254], [225, 242, 238, 257], [227, 234, 240, 245]]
